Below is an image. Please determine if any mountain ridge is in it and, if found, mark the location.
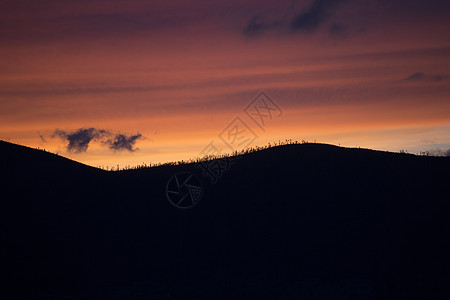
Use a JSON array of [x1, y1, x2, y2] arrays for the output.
[[1, 140, 449, 299]]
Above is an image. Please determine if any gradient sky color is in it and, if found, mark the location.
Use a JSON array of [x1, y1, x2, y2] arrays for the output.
[[1, 0, 450, 167]]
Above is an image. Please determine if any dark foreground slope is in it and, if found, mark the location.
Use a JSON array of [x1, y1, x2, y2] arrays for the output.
[[1, 140, 449, 299]]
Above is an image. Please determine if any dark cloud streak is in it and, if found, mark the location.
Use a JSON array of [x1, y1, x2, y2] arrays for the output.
[[242, 0, 353, 37], [290, 0, 349, 32], [52, 127, 143, 153], [108, 133, 142, 152], [38, 131, 47, 143], [404, 72, 448, 82]]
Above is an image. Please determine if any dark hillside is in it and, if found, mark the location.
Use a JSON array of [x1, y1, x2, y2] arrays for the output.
[[1, 141, 449, 299]]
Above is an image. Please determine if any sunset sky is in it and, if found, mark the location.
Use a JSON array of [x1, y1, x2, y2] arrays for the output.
[[1, 0, 450, 168]]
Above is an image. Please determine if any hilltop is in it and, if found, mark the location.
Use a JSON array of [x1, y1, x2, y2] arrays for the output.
[[1, 140, 449, 299]]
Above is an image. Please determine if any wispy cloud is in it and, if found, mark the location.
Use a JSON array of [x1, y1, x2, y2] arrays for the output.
[[52, 128, 143, 153], [422, 148, 450, 157], [242, 0, 353, 37], [37, 131, 47, 143], [107, 133, 143, 152], [404, 72, 448, 82], [290, 0, 349, 32]]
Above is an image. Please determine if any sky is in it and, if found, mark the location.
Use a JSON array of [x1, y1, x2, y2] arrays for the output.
[[1, 0, 450, 168]]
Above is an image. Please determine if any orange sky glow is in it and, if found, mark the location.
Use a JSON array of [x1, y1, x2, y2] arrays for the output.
[[1, 0, 450, 167]]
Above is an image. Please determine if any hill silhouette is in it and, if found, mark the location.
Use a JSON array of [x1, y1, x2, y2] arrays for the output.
[[1, 140, 449, 299]]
